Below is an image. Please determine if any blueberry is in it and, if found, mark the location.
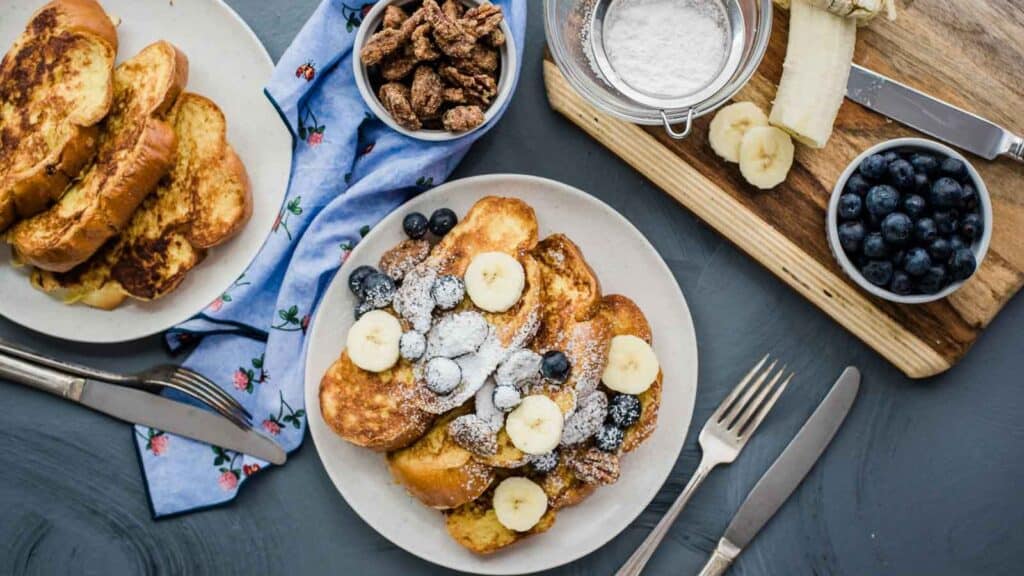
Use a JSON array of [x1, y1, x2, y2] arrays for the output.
[[863, 232, 888, 259], [902, 194, 927, 220], [928, 238, 952, 262], [428, 208, 458, 236], [399, 331, 427, 361], [608, 394, 642, 428], [916, 265, 948, 294], [883, 151, 901, 164], [910, 153, 939, 176], [913, 217, 938, 244], [540, 350, 571, 382], [348, 265, 377, 297], [960, 213, 983, 241], [959, 183, 979, 211], [595, 424, 625, 453], [861, 260, 894, 287], [838, 221, 865, 255], [431, 274, 465, 310], [492, 385, 522, 412], [933, 210, 958, 236], [881, 213, 912, 246], [838, 194, 863, 220], [930, 177, 962, 209], [361, 272, 396, 308], [903, 247, 932, 277], [859, 154, 888, 180], [940, 157, 967, 180], [425, 357, 461, 395], [890, 271, 914, 295], [402, 212, 429, 239], [949, 235, 967, 253], [845, 173, 872, 197], [887, 159, 916, 191], [890, 249, 907, 269], [354, 299, 374, 320], [913, 173, 931, 195], [531, 452, 559, 474], [866, 185, 900, 218], [948, 248, 977, 282]]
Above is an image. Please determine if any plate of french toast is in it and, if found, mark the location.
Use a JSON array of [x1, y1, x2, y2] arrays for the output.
[[0, 0, 290, 342], [305, 175, 699, 574]]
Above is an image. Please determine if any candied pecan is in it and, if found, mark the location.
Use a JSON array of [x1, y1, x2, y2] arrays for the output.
[[453, 44, 499, 75], [421, 0, 476, 58], [566, 447, 620, 485], [411, 24, 440, 61], [360, 28, 404, 66], [411, 66, 444, 119], [441, 0, 465, 20], [442, 105, 485, 132], [443, 86, 466, 104], [378, 83, 421, 131], [484, 27, 505, 47], [439, 65, 496, 104], [380, 48, 417, 81], [380, 238, 430, 281], [459, 3, 503, 38], [383, 5, 408, 29]]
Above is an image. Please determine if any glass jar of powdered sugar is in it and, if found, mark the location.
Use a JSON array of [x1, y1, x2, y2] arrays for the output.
[[544, 0, 772, 139]]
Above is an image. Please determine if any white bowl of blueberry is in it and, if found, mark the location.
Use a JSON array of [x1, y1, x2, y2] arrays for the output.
[[827, 138, 992, 304]]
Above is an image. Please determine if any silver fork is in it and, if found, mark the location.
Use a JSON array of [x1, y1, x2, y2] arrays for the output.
[[615, 355, 793, 576], [0, 339, 252, 429]]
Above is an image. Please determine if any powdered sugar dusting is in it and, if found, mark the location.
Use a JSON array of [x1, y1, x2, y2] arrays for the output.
[[561, 390, 608, 446]]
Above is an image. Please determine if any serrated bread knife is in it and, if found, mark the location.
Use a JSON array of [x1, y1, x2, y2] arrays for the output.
[[697, 367, 860, 576], [0, 352, 286, 464], [846, 65, 1023, 162]]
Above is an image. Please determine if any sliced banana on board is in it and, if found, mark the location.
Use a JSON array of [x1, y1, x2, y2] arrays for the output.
[[602, 335, 660, 395], [464, 251, 525, 313], [738, 126, 795, 190], [492, 477, 549, 532], [504, 395, 564, 455], [708, 101, 769, 163], [346, 310, 402, 373]]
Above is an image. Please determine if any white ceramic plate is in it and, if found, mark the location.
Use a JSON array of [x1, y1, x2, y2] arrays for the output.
[[0, 0, 291, 343], [304, 175, 699, 574]]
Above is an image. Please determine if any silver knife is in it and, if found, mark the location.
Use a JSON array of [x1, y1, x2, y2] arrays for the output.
[[697, 367, 860, 576], [0, 353, 286, 465], [846, 64, 1024, 162]]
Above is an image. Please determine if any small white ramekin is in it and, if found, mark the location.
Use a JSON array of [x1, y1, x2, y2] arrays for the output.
[[826, 138, 993, 304], [353, 0, 517, 141]]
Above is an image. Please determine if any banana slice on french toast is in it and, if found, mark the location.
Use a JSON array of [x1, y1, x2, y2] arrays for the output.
[[0, 0, 118, 232], [9, 40, 188, 272], [444, 481, 557, 555], [31, 93, 252, 309]]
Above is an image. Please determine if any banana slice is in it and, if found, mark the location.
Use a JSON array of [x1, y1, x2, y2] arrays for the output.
[[346, 310, 402, 373], [492, 477, 548, 532], [709, 102, 769, 163], [738, 126, 795, 190], [464, 252, 525, 313], [505, 395, 564, 455], [602, 335, 660, 395]]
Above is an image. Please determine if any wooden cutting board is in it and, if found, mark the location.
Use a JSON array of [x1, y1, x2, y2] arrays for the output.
[[543, 2, 1024, 379]]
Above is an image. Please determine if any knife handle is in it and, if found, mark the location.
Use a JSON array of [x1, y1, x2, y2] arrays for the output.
[[697, 538, 741, 576], [1009, 136, 1024, 163], [0, 351, 85, 401]]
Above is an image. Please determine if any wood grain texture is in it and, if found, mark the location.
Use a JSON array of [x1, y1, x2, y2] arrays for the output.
[[544, 1, 1024, 378]]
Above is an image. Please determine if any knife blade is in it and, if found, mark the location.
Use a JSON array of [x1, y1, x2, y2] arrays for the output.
[[846, 64, 1024, 162], [697, 367, 860, 576], [0, 352, 286, 465]]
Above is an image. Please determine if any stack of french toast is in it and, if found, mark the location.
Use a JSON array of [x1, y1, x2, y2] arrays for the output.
[[0, 0, 251, 310], [320, 196, 664, 554]]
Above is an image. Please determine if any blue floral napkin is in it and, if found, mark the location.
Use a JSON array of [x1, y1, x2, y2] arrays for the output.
[[133, 0, 526, 518]]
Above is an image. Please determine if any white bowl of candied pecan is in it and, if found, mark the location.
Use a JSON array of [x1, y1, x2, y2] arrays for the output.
[[354, 0, 517, 141]]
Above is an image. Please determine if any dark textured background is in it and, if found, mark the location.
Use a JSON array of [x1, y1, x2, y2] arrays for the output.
[[1, 2, 1022, 575]]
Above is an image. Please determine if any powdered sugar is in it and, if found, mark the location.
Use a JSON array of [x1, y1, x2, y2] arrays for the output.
[[392, 261, 438, 333], [426, 311, 489, 359], [560, 390, 608, 446], [399, 331, 427, 361], [495, 349, 542, 389]]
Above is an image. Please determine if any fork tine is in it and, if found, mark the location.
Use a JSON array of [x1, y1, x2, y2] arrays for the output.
[[711, 354, 769, 422], [169, 374, 252, 427], [174, 368, 253, 420], [721, 359, 777, 428], [739, 372, 793, 438], [732, 365, 786, 433]]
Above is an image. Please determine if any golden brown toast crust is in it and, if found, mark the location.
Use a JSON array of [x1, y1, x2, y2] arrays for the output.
[[319, 351, 434, 452], [431, 196, 538, 277], [444, 487, 557, 554], [32, 93, 253, 307], [0, 0, 118, 231], [8, 41, 188, 272]]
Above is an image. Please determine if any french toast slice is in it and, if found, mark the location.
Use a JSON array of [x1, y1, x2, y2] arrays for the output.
[[31, 93, 253, 309], [0, 0, 118, 232], [8, 40, 188, 272], [319, 351, 434, 452], [596, 294, 662, 452], [445, 483, 557, 555]]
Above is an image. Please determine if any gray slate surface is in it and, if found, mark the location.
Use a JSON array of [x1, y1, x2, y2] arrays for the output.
[[2, 2, 1022, 575]]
